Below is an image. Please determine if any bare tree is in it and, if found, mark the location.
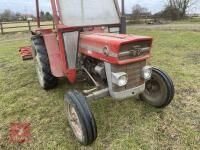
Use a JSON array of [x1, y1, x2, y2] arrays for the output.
[[132, 4, 149, 22], [1, 9, 13, 21], [167, 0, 197, 18]]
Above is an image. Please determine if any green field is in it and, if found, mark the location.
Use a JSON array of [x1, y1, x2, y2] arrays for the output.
[[0, 26, 200, 149], [172, 18, 200, 24]]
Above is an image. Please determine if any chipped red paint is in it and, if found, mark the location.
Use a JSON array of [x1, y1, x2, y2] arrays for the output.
[[19, 46, 33, 60], [79, 33, 152, 65], [32, 28, 53, 34], [9, 123, 30, 143], [80, 33, 152, 54], [43, 33, 64, 77]]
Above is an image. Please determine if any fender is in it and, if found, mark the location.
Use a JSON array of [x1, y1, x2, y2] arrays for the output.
[[42, 32, 65, 77]]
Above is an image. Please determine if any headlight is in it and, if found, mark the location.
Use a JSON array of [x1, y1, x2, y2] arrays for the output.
[[112, 72, 128, 87], [142, 66, 152, 80]]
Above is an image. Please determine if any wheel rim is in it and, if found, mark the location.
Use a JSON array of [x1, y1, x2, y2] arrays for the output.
[[145, 79, 161, 97], [67, 104, 84, 141], [143, 74, 167, 105]]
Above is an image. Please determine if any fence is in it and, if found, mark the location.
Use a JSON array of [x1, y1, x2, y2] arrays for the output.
[[0, 21, 54, 34]]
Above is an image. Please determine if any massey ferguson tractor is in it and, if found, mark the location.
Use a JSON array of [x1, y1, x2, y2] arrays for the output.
[[29, 0, 174, 145]]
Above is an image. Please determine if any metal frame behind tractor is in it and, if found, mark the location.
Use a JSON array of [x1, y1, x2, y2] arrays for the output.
[[23, 0, 175, 145]]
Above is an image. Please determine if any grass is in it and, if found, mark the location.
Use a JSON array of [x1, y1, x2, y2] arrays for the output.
[[0, 26, 200, 150], [172, 18, 200, 24], [130, 24, 200, 32]]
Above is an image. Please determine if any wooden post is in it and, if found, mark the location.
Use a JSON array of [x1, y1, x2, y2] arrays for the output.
[[28, 20, 31, 31], [0, 22, 3, 34], [52, 20, 55, 29]]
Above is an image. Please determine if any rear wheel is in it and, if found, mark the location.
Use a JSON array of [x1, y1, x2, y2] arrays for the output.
[[140, 68, 174, 108], [64, 90, 97, 145], [31, 35, 57, 90]]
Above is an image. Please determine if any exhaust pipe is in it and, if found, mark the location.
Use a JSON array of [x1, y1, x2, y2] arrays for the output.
[[120, 0, 126, 34]]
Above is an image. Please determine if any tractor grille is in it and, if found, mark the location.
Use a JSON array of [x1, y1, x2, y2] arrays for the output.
[[119, 41, 151, 60], [111, 61, 146, 92]]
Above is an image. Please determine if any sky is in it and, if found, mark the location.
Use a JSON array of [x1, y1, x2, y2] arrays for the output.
[[0, 0, 199, 15]]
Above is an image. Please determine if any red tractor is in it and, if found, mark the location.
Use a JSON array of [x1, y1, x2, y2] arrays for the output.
[[30, 0, 174, 145]]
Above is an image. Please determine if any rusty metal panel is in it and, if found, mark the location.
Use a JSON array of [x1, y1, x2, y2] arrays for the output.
[[58, 0, 120, 27], [43, 33, 64, 77]]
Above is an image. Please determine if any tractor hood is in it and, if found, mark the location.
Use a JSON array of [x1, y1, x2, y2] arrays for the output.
[[79, 32, 153, 65]]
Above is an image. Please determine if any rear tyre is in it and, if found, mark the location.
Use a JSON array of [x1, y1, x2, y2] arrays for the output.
[[31, 35, 57, 90], [64, 90, 97, 146], [139, 68, 174, 108]]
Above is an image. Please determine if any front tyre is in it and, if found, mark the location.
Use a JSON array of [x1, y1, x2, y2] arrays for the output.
[[140, 68, 174, 108], [64, 90, 97, 146]]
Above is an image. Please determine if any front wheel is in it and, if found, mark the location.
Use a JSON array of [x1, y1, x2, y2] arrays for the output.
[[139, 68, 174, 108], [64, 90, 97, 145]]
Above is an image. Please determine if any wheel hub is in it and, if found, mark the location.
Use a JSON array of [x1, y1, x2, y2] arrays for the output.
[[146, 80, 160, 92]]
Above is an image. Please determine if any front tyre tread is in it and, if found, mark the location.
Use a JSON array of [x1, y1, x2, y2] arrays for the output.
[[64, 90, 97, 146]]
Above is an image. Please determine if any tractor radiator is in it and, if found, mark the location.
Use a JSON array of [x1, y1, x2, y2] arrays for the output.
[[111, 61, 146, 92]]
